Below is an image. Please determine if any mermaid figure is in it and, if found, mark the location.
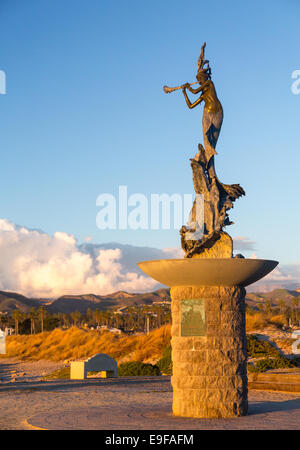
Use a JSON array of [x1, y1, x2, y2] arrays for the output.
[[182, 43, 244, 200], [176, 43, 245, 257]]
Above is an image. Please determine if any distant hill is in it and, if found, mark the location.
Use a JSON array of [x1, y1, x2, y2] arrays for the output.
[[47, 288, 171, 314], [0, 288, 170, 314], [246, 288, 300, 309], [0, 291, 45, 313], [0, 287, 298, 315]]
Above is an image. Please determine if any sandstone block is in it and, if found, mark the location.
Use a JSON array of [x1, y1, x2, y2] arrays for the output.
[[171, 323, 180, 337], [170, 286, 192, 300], [205, 309, 221, 324], [171, 336, 195, 350], [193, 338, 209, 351], [172, 361, 195, 377], [171, 283, 248, 418], [172, 375, 206, 389]]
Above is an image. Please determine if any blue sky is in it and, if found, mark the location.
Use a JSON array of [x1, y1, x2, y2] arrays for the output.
[[0, 0, 299, 268]]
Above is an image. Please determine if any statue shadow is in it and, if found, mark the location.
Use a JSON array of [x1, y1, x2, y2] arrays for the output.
[[0, 376, 172, 393], [249, 397, 300, 415]]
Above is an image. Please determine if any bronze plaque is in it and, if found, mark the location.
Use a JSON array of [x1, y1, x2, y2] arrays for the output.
[[181, 299, 206, 336]]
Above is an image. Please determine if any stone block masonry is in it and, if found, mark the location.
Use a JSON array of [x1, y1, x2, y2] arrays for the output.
[[171, 285, 248, 418]]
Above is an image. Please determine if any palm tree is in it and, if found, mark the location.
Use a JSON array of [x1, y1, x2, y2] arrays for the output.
[[278, 299, 285, 315], [61, 313, 69, 328], [93, 309, 101, 328], [265, 300, 272, 317], [0, 314, 8, 329], [164, 311, 171, 325], [38, 306, 46, 333], [145, 315, 150, 334], [70, 311, 82, 327], [29, 307, 37, 334], [103, 311, 111, 327], [114, 312, 121, 329], [86, 308, 93, 325], [12, 310, 22, 335], [155, 305, 163, 328]]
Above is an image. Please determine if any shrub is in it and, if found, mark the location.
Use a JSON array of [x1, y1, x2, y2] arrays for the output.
[[157, 345, 172, 375], [247, 357, 297, 373], [118, 361, 160, 376], [247, 334, 280, 358]]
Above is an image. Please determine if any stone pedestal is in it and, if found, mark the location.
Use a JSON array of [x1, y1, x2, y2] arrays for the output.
[[171, 285, 248, 418], [138, 257, 278, 418]]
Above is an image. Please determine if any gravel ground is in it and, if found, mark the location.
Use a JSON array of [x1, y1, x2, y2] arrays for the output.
[[0, 358, 300, 430], [0, 357, 67, 383]]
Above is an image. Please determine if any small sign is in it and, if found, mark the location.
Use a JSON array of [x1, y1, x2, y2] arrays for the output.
[[0, 329, 6, 354], [181, 299, 206, 336]]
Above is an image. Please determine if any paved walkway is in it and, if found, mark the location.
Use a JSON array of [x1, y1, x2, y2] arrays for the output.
[[0, 376, 299, 430]]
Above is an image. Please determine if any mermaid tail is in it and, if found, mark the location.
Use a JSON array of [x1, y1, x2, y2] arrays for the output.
[[201, 106, 245, 202], [202, 105, 223, 167], [195, 144, 245, 201]]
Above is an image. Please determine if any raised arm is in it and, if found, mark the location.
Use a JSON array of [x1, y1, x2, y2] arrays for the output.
[[187, 79, 210, 94], [182, 87, 204, 109], [187, 85, 203, 95]]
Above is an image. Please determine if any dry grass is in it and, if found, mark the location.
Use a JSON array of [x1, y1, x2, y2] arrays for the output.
[[1, 325, 171, 363], [268, 314, 286, 328], [246, 312, 286, 332], [0, 311, 288, 363], [246, 313, 270, 332]]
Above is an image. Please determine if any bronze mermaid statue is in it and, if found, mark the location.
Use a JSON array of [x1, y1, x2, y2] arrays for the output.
[[181, 43, 244, 201], [165, 43, 245, 258]]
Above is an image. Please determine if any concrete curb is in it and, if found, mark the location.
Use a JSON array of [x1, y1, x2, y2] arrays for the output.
[[248, 371, 300, 393]]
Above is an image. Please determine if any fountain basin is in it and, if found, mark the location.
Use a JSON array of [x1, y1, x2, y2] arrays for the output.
[[137, 258, 278, 288]]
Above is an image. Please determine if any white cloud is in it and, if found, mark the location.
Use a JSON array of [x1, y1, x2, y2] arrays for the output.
[[0, 219, 162, 298], [233, 236, 256, 252], [161, 247, 184, 259], [0, 218, 297, 297], [249, 263, 300, 292]]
